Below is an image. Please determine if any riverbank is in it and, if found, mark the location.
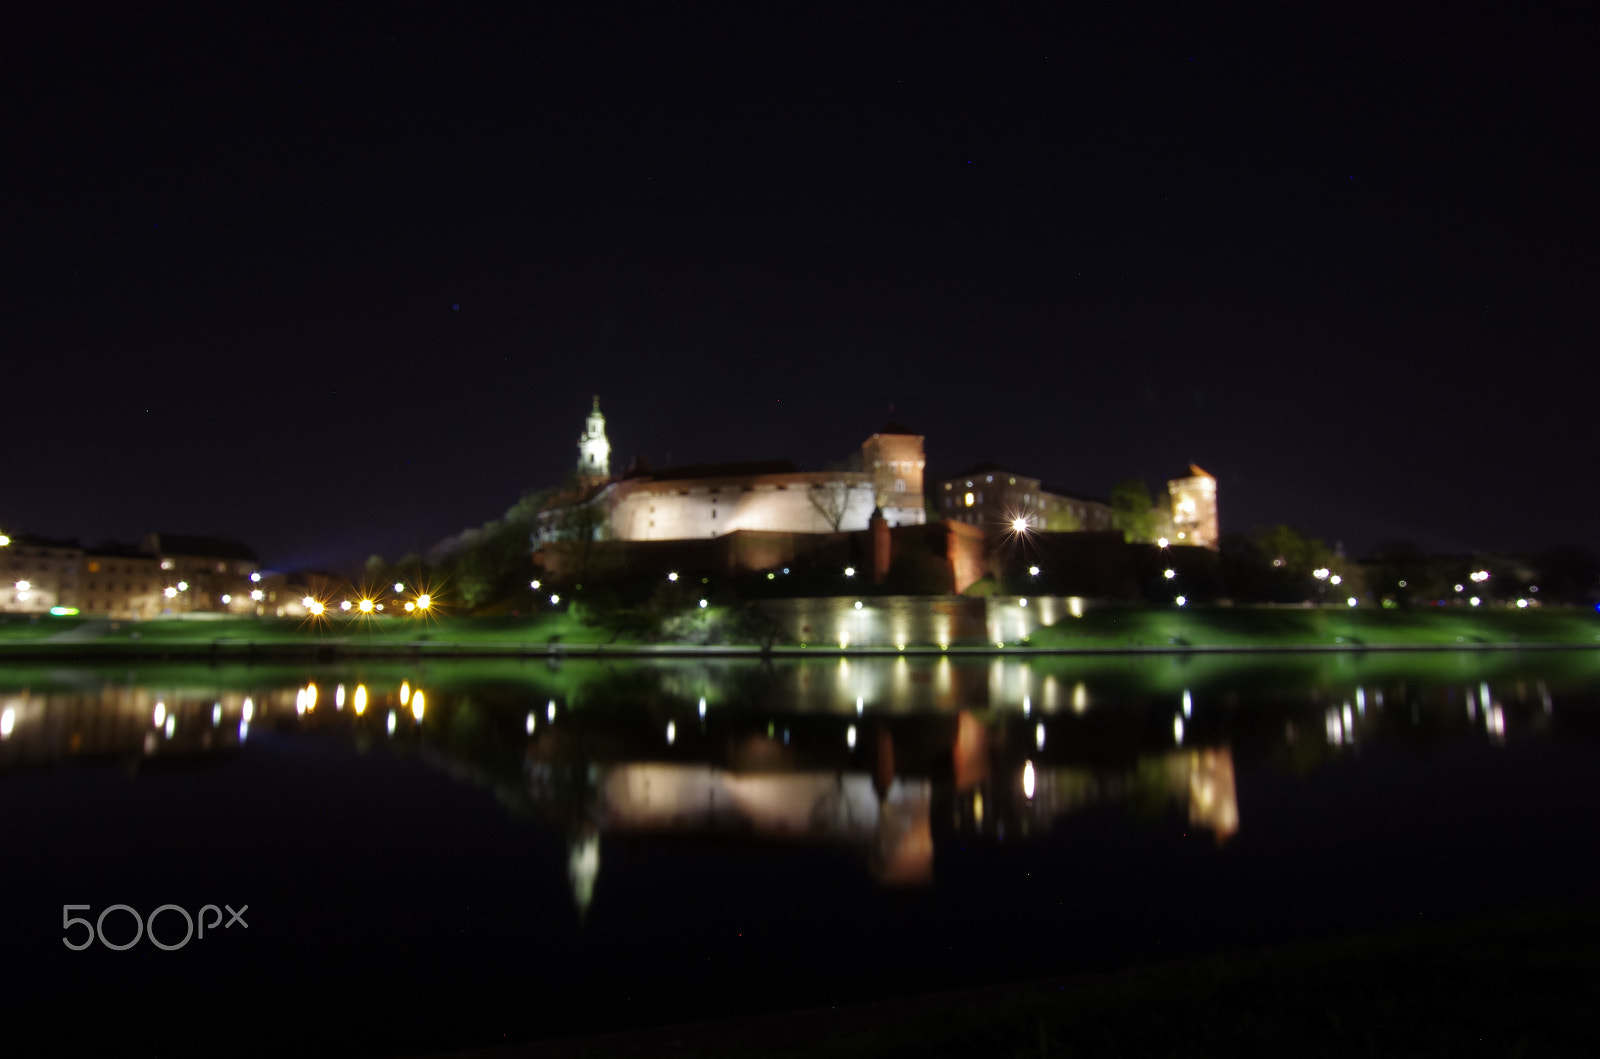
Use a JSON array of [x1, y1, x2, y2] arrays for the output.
[[0, 604, 1595, 661]]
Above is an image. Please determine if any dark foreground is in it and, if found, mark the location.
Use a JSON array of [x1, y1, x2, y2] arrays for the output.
[[437, 904, 1599, 1058]]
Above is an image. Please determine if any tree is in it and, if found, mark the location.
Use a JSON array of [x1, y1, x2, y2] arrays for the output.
[[808, 480, 855, 532], [1110, 478, 1157, 543]]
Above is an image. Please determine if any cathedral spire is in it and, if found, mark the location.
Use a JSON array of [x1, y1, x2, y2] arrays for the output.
[[577, 396, 611, 482]]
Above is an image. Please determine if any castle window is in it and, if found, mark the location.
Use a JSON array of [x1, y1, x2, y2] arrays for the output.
[[894, 479, 906, 492]]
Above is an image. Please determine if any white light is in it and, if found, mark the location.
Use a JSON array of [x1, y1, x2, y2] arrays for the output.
[[547, 700, 556, 722], [221, 594, 232, 604], [699, 697, 707, 718], [2, 707, 15, 738], [1455, 584, 1464, 592], [1035, 723, 1045, 750], [844, 567, 855, 577], [302, 596, 315, 608], [853, 600, 862, 610], [164, 715, 175, 738], [550, 594, 561, 605], [212, 703, 221, 726], [1347, 597, 1358, 607], [386, 710, 396, 736], [1028, 565, 1040, 576], [238, 719, 248, 741], [1019, 597, 1028, 607], [336, 684, 346, 709], [666, 721, 676, 745], [856, 695, 864, 715], [530, 579, 541, 589], [1012, 517, 1028, 533], [1022, 694, 1031, 715], [251, 590, 264, 601], [242, 697, 254, 721], [1330, 575, 1343, 585], [1022, 760, 1036, 799], [305, 683, 317, 709], [1175, 595, 1187, 607], [699, 598, 708, 609], [1517, 598, 1528, 608], [340, 600, 352, 611], [1163, 569, 1175, 579], [1174, 715, 1185, 745], [1313, 568, 1329, 580], [250, 572, 261, 582], [164, 587, 177, 598], [153, 702, 166, 727], [404, 601, 415, 611], [308, 600, 325, 616], [1157, 537, 1169, 549], [1182, 689, 1192, 717], [1471, 596, 1481, 606], [526, 712, 536, 734], [667, 572, 678, 582], [412, 690, 425, 722], [394, 582, 405, 592], [177, 581, 188, 591], [847, 724, 857, 749], [296, 688, 305, 714]]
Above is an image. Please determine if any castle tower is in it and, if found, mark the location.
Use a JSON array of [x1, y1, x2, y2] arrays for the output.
[[1167, 464, 1219, 550], [861, 422, 927, 527], [577, 395, 611, 485]]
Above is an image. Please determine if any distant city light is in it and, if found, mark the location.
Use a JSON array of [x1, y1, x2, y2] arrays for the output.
[[400, 682, 410, 705], [854, 600, 863, 610], [1471, 596, 1481, 607], [549, 594, 560, 605], [0, 707, 14, 738], [359, 599, 374, 613], [666, 720, 676, 745], [250, 572, 261, 582], [1470, 571, 1490, 583], [963, 492, 975, 507], [1035, 723, 1045, 750], [164, 586, 178, 599], [153, 702, 166, 727], [1516, 598, 1528, 608], [340, 600, 352, 611], [1455, 584, 1464, 592], [667, 572, 678, 582], [525, 711, 535, 734], [530, 579, 541, 590], [354, 685, 367, 714], [1347, 597, 1358, 607], [221, 594, 232, 604], [1175, 595, 1187, 606], [1012, 517, 1028, 533], [1023, 760, 1036, 799], [1157, 537, 1169, 549], [251, 589, 264, 601], [177, 581, 188, 591], [1330, 575, 1343, 585], [847, 724, 857, 749], [14, 581, 29, 591], [844, 567, 855, 577], [699, 599, 708, 609], [1028, 565, 1040, 576], [411, 690, 425, 722], [415, 594, 431, 610], [1313, 568, 1329, 580], [1163, 568, 1175, 579]]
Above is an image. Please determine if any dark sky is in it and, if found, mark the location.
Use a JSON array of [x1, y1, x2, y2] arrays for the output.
[[5, 2, 1595, 569]]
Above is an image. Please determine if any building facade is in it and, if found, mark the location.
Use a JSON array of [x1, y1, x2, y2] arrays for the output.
[[0, 533, 260, 617], [1167, 465, 1220, 549], [934, 464, 1116, 534]]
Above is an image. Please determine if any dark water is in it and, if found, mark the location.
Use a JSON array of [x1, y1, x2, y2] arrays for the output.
[[2, 651, 1598, 1056]]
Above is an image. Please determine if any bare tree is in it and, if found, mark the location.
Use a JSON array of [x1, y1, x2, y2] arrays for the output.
[[808, 480, 855, 532]]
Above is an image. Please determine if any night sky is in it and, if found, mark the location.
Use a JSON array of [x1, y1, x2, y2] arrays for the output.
[[5, 3, 1595, 570]]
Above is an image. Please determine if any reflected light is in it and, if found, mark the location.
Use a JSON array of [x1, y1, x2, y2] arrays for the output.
[[1022, 760, 1036, 800], [164, 715, 175, 739], [1, 707, 14, 738], [847, 724, 857, 749], [386, 710, 396, 736], [153, 702, 166, 728], [353, 685, 367, 715], [547, 700, 556, 722], [856, 695, 864, 715], [212, 703, 221, 726], [335, 684, 346, 709], [1022, 695, 1031, 716], [411, 690, 425, 722], [699, 696, 707, 718], [1174, 715, 1185, 745], [1182, 689, 1192, 717], [238, 719, 249, 742], [399, 681, 411, 705], [242, 697, 254, 721], [1035, 722, 1045, 750], [305, 683, 317, 710], [526, 711, 536, 734], [666, 720, 676, 745]]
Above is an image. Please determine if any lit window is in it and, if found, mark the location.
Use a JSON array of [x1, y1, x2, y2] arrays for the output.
[[964, 492, 975, 507]]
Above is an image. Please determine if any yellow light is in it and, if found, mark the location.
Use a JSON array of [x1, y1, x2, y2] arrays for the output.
[[964, 492, 974, 507], [400, 681, 411, 705], [359, 599, 374, 613], [305, 683, 317, 710], [309, 601, 325, 615], [302, 596, 314, 607], [353, 685, 367, 714], [404, 601, 415, 611], [0, 535, 9, 547], [416, 594, 431, 610], [411, 690, 425, 722], [1012, 517, 1028, 532]]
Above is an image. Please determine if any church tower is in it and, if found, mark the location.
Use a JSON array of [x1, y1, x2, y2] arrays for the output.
[[577, 395, 611, 485]]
